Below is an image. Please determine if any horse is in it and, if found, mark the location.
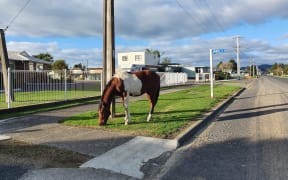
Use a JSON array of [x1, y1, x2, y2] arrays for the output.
[[98, 70, 160, 126]]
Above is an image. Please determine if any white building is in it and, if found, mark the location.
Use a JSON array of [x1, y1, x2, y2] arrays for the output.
[[117, 51, 160, 72]]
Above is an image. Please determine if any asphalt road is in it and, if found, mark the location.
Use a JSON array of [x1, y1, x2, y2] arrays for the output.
[[158, 76, 288, 180]]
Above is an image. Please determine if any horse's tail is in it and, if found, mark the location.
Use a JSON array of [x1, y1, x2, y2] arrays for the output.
[[154, 72, 161, 103]]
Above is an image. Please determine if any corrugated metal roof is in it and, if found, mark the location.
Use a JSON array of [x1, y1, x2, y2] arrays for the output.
[[8, 51, 53, 65]]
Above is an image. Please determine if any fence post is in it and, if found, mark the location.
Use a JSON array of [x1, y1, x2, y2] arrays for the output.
[[7, 67, 11, 108], [64, 69, 67, 101]]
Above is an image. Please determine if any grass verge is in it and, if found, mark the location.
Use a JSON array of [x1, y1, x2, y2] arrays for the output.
[[0, 98, 100, 120], [0, 90, 100, 109], [63, 84, 241, 138]]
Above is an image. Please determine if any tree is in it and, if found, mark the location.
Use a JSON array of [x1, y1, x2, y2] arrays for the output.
[[269, 63, 284, 76], [284, 64, 288, 75], [73, 63, 86, 70], [161, 57, 171, 64], [145, 49, 161, 58], [52, 60, 68, 70], [33, 53, 54, 62], [145, 48, 162, 64], [216, 59, 237, 73], [217, 61, 224, 71], [228, 59, 237, 72]]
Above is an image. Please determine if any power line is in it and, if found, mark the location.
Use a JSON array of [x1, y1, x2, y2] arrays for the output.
[[4, 0, 32, 31], [173, 0, 211, 34], [201, 0, 227, 33]]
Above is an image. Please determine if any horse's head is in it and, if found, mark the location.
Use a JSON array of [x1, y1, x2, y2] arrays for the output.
[[98, 102, 111, 126]]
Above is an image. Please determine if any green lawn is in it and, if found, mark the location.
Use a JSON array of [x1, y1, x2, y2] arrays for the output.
[[0, 90, 100, 109], [63, 84, 241, 138]]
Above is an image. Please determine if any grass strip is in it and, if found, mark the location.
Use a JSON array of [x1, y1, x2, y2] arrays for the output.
[[0, 98, 99, 120], [63, 84, 240, 138]]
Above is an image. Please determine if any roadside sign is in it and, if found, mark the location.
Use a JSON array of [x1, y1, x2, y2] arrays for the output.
[[210, 48, 225, 98], [212, 49, 225, 54]]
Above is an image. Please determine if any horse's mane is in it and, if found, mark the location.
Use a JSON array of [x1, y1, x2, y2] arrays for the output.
[[101, 78, 115, 102]]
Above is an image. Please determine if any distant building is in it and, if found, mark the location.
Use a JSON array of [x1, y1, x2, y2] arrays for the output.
[[117, 51, 160, 72], [3, 51, 52, 71], [182, 65, 210, 81], [87, 67, 103, 80], [69, 67, 103, 80], [182, 66, 195, 79]]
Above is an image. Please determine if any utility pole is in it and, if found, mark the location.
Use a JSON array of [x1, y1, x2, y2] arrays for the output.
[[252, 58, 255, 77], [103, 0, 115, 117], [249, 57, 252, 76], [0, 29, 13, 102], [234, 36, 241, 79]]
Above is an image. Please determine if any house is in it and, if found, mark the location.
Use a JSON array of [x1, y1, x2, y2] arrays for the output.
[[181, 66, 210, 81], [69, 67, 103, 80], [117, 51, 160, 72], [87, 67, 102, 80], [4, 51, 52, 71]]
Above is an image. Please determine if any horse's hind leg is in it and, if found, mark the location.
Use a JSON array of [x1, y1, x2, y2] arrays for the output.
[[147, 88, 159, 122]]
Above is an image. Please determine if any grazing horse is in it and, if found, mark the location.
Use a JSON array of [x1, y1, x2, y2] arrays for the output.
[[98, 70, 160, 126]]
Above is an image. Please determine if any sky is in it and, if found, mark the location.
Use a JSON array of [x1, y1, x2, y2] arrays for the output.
[[0, 0, 288, 68]]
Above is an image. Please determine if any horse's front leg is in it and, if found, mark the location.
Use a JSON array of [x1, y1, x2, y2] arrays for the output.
[[122, 94, 130, 125]]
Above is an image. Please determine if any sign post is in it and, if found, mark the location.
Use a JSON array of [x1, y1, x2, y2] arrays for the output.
[[209, 49, 214, 98], [210, 49, 225, 98]]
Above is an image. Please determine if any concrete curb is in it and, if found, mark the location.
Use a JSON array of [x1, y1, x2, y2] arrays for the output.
[[175, 87, 246, 147]]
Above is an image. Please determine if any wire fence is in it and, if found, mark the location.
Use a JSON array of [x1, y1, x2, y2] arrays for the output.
[[0, 70, 188, 109], [0, 69, 101, 109]]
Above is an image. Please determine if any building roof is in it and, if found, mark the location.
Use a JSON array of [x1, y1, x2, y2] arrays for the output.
[[8, 51, 53, 65]]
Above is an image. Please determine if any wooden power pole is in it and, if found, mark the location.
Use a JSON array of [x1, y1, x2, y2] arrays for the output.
[[0, 29, 13, 102], [103, 0, 116, 117]]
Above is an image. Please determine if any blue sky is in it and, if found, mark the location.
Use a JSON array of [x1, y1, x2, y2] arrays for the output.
[[1, 0, 288, 68]]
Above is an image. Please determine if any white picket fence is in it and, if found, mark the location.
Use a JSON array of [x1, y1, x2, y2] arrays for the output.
[[0, 70, 188, 109]]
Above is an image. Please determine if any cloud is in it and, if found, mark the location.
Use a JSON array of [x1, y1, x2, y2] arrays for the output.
[[6, 34, 288, 69], [1, 0, 288, 39], [7, 41, 103, 67], [2, 0, 288, 68]]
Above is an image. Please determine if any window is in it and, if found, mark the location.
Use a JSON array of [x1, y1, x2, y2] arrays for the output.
[[122, 56, 128, 61], [135, 55, 142, 61], [36, 64, 43, 71]]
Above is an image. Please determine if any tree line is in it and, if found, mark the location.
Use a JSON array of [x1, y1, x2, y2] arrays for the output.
[[268, 63, 288, 76], [33, 52, 68, 70]]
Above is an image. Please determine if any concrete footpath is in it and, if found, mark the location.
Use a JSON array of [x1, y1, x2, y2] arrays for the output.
[[0, 83, 247, 179]]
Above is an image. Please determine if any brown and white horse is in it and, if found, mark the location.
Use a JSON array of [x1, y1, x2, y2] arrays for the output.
[[98, 70, 160, 126]]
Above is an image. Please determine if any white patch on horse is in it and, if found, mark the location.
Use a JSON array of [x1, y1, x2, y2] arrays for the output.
[[115, 72, 142, 96]]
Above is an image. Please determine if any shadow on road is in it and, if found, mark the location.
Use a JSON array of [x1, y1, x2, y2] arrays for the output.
[[160, 138, 288, 180], [218, 103, 288, 122]]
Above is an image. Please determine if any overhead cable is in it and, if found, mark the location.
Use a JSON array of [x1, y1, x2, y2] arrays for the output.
[[5, 0, 32, 31]]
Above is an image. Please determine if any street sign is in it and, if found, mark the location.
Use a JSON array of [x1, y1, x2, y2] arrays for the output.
[[210, 48, 225, 98], [212, 49, 225, 54]]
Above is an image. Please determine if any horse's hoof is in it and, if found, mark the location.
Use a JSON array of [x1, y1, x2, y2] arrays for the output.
[[99, 122, 105, 126], [147, 114, 152, 122]]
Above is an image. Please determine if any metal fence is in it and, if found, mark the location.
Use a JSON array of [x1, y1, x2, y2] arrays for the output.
[[0, 69, 101, 109], [0, 70, 188, 109]]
